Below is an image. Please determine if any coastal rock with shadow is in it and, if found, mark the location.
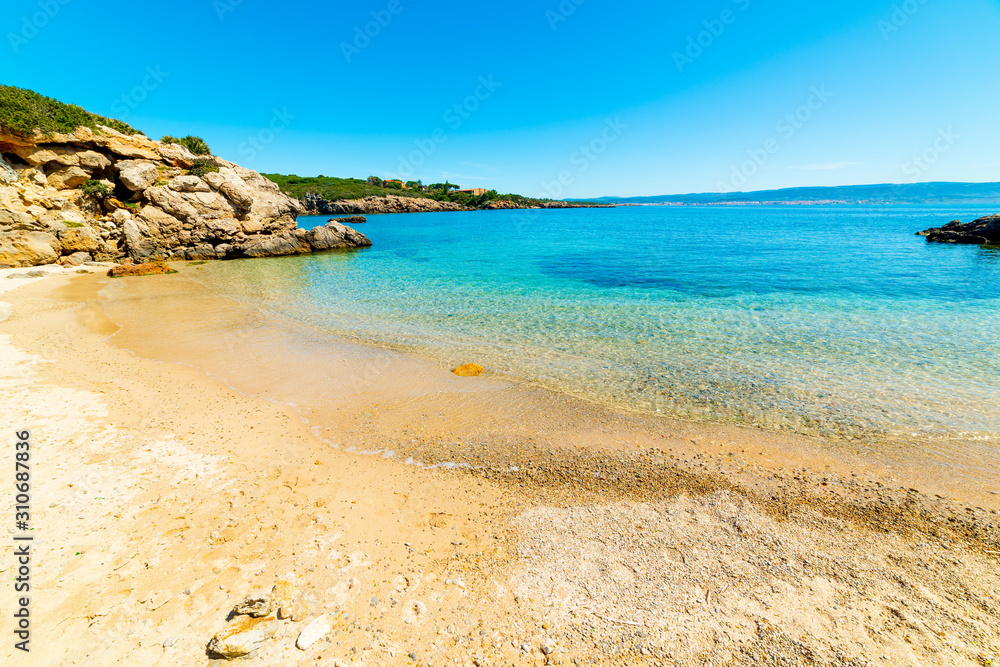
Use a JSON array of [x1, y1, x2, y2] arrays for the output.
[[0, 122, 371, 268], [918, 214, 1000, 245]]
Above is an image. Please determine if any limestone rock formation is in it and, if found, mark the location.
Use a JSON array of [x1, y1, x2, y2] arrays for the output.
[[0, 125, 372, 267], [304, 192, 468, 214], [918, 215, 1000, 245]]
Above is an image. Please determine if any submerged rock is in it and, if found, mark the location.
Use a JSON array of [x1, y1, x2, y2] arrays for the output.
[[918, 215, 1000, 245], [452, 363, 485, 377]]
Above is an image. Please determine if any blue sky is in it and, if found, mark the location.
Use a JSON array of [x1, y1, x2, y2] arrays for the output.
[[3, 0, 998, 198]]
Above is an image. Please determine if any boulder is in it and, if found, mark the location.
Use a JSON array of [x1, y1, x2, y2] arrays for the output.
[[242, 232, 310, 257], [218, 179, 254, 214], [233, 595, 273, 619], [202, 171, 227, 189], [111, 208, 132, 226], [59, 251, 93, 266], [919, 215, 1000, 245], [168, 175, 210, 192], [123, 219, 158, 259], [157, 142, 197, 169], [58, 226, 102, 253], [0, 208, 35, 231], [296, 614, 334, 650], [117, 160, 159, 192], [47, 166, 90, 190], [306, 222, 373, 251], [0, 231, 61, 267], [0, 155, 16, 185], [78, 151, 112, 170], [107, 262, 178, 277], [207, 616, 283, 659]]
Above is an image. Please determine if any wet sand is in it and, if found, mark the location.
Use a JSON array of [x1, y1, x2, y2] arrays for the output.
[[1, 267, 998, 666]]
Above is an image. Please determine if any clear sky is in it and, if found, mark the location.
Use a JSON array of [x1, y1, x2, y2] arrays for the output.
[[3, 0, 999, 198]]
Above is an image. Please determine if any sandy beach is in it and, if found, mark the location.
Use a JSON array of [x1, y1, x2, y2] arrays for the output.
[[2, 267, 999, 667]]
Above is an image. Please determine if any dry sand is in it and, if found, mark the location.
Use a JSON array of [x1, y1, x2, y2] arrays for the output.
[[0, 267, 998, 666]]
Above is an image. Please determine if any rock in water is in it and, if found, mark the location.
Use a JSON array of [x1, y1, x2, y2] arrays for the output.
[[296, 614, 333, 650], [452, 363, 485, 377], [305, 222, 373, 251], [918, 215, 1000, 245]]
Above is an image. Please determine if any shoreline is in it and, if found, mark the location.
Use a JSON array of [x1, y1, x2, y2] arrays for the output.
[[1, 271, 998, 665]]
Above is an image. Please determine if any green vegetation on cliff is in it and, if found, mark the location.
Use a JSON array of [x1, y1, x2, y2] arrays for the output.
[[263, 173, 523, 209], [162, 135, 211, 155], [263, 174, 428, 202], [0, 85, 141, 137]]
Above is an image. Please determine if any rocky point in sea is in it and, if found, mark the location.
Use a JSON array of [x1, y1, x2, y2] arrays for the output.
[[917, 214, 1000, 245], [0, 125, 371, 268]]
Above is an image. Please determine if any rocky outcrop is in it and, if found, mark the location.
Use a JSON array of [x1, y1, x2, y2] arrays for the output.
[[918, 215, 1000, 245], [303, 192, 468, 214], [483, 199, 614, 210], [0, 125, 372, 267]]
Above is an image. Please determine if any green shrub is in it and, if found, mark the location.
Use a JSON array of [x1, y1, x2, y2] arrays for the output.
[[188, 158, 219, 177], [79, 179, 110, 199], [0, 85, 142, 137], [162, 135, 211, 155]]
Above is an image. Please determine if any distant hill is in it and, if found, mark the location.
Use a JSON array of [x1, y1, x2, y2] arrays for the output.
[[577, 182, 1000, 205]]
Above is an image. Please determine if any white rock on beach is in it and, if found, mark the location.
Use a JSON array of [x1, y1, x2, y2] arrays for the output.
[[296, 613, 333, 650]]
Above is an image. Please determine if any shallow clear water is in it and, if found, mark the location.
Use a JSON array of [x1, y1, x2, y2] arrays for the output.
[[188, 205, 1000, 440]]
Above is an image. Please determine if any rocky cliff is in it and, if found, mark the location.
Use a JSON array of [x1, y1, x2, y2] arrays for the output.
[[918, 215, 1000, 245], [302, 193, 468, 215], [0, 126, 371, 268]]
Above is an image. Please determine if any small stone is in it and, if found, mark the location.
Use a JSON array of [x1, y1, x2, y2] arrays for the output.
[[26, 270, 48, 278], [296, 614, 333, 650], [233, 595, 272, 618], [163, 636, 179, 648], [542, 644, 555, 655], [521, 642, 532, 653]]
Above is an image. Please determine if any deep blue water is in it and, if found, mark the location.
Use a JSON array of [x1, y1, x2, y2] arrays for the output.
[[191, 205, 1000, 439]]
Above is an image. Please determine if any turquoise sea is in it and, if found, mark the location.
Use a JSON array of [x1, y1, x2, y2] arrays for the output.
[[189, 205, 1000, 442]]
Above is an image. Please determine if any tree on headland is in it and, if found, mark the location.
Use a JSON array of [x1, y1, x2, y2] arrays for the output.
[[367, 175, 384, 187]]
